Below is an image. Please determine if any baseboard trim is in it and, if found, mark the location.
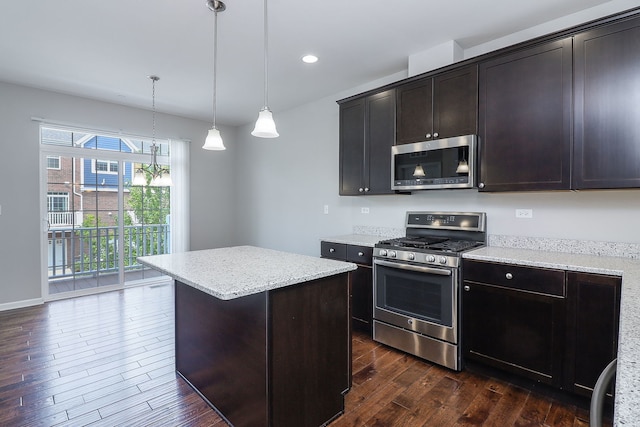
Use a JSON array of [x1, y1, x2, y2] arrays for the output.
[[0, 298, 44, 312]]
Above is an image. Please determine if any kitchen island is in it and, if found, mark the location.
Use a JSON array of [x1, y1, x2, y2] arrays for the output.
[[139, 246, 357, 427]]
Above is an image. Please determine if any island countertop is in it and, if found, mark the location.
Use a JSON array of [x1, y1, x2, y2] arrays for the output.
[[138, 245, 357, 300]]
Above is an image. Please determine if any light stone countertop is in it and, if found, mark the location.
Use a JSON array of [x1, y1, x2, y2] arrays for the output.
[[321, 234, 387, 247], [138, 245, 357, 301], [463, 246, 640, 426]]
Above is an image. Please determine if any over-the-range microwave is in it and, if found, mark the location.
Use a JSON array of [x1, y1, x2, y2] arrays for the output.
[[391, 134, 477, 191]]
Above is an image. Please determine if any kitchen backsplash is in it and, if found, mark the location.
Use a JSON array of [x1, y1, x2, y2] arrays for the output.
[[489, 235, 640, 260], [353, 225, 404, 238]]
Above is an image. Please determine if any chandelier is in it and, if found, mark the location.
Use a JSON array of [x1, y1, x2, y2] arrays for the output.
[[132, 75, 172, 186]]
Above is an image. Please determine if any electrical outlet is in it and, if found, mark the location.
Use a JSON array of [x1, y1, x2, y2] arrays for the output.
[[515, 209, 533, 219], [361, 207, 370, 214], [323, 205, 329, 215]]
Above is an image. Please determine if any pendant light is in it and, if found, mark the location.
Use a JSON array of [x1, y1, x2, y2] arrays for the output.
[[413, 164, 426, 178], [251, 0, 279, 138], [133, 76, 172, 187], [202, 0, 227, 150]]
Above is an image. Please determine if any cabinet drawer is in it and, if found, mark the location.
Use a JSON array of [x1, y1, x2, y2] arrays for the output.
[[321, 241, 347, 260], [464, 260, 565, 297], [346, 245, 373, 265]]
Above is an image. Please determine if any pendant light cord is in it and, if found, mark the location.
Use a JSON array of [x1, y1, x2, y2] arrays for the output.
[[212, 8, 219, 128], [263, 0, 269, 109]]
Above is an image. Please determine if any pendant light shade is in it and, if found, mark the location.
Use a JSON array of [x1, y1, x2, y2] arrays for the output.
[[413, 164, 426, 178], [203, 128, 226, 150], [251, 108, 279, 138], [456, 159, 469, 173], [203, 0, 226, 151], [253, 0, 278, 138]]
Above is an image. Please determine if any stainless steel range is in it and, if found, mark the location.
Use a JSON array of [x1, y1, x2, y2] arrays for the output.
[[373, 211, 486, 371]]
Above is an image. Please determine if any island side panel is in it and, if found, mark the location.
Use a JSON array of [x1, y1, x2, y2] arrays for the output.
[[269, 273, 350, 427], [175, 281, 269, 427]]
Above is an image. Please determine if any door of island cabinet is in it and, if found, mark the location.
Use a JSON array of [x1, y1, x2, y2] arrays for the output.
[[564, 272, 621, 397], [338, 89, 396, 196], [573, 15, 640, 189], [321, 241, 374, 337], [477, 38, 572, 191], [396, 65, 478, 145], [462, 260, 566, 386]]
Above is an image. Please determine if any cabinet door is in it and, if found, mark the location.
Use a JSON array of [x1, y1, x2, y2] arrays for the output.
[[365, 89, 396, 195], [350, 265, 373, 336], [574, 16, 640, 189], [433, 65, 478, 139], [478, 38, 572, 191], [463, 261, 566, 386], [564, 272, 621, 396], [339, 98, 365, 195], [396, 78, 433, 144]]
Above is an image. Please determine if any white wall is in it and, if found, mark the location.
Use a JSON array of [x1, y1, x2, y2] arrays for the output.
[[0, 82, 236, 306]]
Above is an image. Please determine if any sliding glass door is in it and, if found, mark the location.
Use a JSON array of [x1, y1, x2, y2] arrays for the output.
[[41, 126, 173, 298]]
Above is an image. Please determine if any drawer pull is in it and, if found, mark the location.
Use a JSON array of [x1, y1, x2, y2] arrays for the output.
[[329, 248, 335, 253], [506, 273, 513, 280], [358, 251, 364, 256], [464, 285, 470, 292]]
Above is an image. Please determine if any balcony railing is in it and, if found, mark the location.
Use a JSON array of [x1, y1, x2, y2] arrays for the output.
[[48, 211, 84, 227], [48, 224, 170, 279]]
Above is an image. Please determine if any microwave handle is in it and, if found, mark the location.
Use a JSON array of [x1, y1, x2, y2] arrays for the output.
[[374, 259, 452, 276]]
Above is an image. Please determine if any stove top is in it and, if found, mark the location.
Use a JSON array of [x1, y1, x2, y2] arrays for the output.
[[376, 236, 483, 253], [373, 211, 487, 267]]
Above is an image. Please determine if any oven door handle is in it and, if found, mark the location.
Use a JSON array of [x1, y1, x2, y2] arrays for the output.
[[374, 259, 452, 276]]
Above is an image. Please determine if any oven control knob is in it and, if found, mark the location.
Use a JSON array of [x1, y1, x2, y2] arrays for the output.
[[439, 256, 448, 264], [389, 251, 397, 258], [407, 252, 415, 260], [379, 249, 387, 257], [426, 255, 436, 263]]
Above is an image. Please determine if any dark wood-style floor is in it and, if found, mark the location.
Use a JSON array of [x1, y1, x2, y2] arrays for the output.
[[0, 284, 606, 426]]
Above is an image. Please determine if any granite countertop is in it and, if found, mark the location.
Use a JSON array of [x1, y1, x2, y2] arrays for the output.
[[138, 245, 357, 300], [321, 234, 387, 247], [463, 246, 640, 426]]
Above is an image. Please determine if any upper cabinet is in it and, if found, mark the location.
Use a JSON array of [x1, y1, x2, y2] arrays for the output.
[[478, 38, 573, 192], [339, 89, 396, 196], [574, 16, 640, 189], [396, 65, 478, 145]]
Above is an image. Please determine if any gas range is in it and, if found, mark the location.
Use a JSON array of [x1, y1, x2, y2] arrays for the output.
[[373, 212, 486, 268]]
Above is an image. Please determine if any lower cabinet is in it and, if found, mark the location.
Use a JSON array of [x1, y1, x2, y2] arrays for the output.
[[321, 241, 373, 336], [463, 261, 566, 386], [463, 260, 621, 396], [564, 272, 621, 397]]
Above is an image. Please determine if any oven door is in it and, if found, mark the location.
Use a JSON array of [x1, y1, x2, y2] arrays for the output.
[[373, 258, 458, 344]]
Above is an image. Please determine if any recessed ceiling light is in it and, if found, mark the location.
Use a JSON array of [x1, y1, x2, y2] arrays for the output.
[[302, 55, 318, 64]]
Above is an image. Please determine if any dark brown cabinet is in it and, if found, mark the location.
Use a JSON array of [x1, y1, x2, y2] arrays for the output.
[[462, 260, 566, 386], [478, 38, 572, 192], [564, 272, 621, 396], [321, 241, 373, 336], [463, 260, 622, 398], [396, 65, 478, 145], [574, 16, 640, 189], [338, 89, 395, 195]]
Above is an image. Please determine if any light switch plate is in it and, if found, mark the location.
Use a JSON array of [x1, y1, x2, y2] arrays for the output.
[[361, 207, 370, 214]]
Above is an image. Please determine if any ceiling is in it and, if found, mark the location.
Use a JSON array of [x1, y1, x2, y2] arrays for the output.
[[0, 0, 618, 126]]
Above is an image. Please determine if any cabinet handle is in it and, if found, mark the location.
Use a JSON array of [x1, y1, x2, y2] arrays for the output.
[[364, 187, 369, 192], [464, 285, 470, 291], [358, 188, 364, 193], [479, 182, 485, 189], [433, 132, 439, 138], [358, 251, 364, 256], [506, 273, 513, 280], [426, 133, 432, 139], [329, 248, 335, 253]]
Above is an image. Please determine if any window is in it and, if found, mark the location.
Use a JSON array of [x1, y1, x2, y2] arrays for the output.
[[47, 156, 61, 169], [47, 192, 69, 212], [93, 159, 119, 174]]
